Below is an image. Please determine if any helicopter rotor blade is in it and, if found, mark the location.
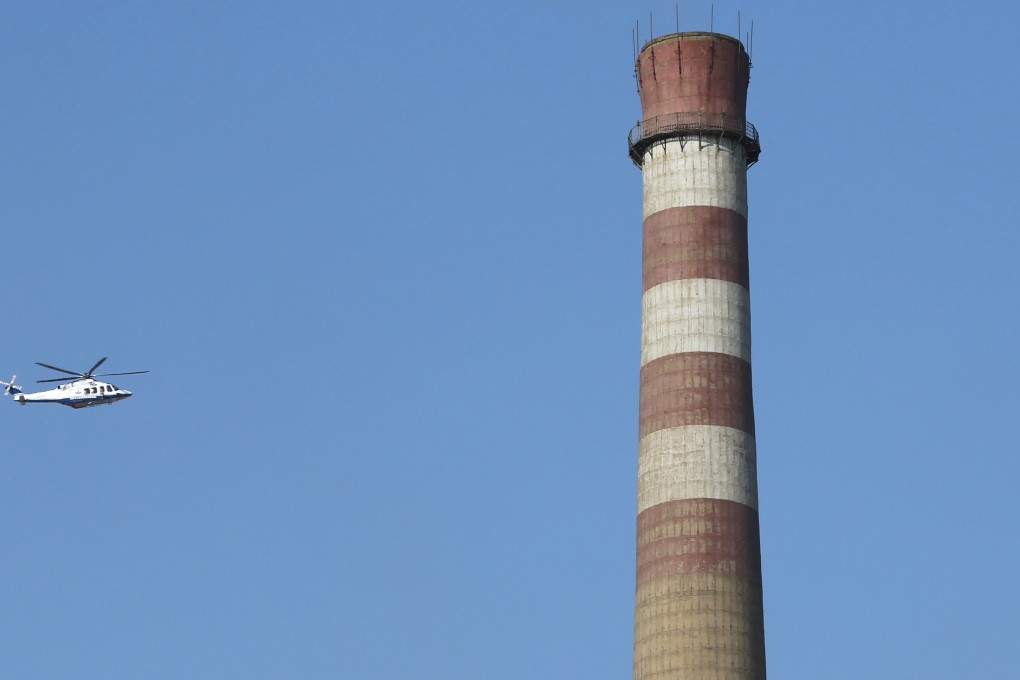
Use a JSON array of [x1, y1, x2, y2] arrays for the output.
[[93, 371, 149, 378], [37, 377, 82, 383], [35, 362, 85, 377], [86, 357, 108, 376]]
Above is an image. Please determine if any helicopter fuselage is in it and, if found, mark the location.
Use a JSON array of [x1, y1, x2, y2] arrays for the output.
[[14, 379, 133, 409]]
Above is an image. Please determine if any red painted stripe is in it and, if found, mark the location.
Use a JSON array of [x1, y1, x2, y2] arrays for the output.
[[636, 498, 762, 585], [637, 35, 749, 122], [639, 352, 754, 438], [643, 206, 749, 291]]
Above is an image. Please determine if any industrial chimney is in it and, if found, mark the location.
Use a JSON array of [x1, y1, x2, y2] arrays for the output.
[[628, 31, 766, 679]]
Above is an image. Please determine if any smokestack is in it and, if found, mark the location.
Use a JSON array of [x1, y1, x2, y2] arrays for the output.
[[628, 31, 765, 679]]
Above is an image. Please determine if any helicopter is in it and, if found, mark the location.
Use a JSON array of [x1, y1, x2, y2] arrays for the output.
[[0, 357, 148, 409]]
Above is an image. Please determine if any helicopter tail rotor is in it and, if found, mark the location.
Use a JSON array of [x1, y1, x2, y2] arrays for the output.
[[1, 375, 22, 395]]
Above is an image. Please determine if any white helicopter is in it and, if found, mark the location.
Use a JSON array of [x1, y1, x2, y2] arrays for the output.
[[0, 357, 148, 409]]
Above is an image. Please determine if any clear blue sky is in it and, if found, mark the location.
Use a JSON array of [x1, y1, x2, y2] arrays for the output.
[[2, 1, 1018, 678]]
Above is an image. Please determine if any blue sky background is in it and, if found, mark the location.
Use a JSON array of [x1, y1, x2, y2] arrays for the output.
[[2, 1, 1018, 678]]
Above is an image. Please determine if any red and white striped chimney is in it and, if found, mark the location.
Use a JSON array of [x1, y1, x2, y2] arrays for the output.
[[628, 32, 766, 679]]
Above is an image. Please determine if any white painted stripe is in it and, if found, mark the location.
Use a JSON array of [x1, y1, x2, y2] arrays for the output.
[[641, 278, 751, 367], [642, 139, 748, 219], [638, 425, 758, 512]]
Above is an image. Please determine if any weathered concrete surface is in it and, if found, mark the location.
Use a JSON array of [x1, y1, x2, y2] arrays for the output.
[[634, 573, 766, 679], [641, 145, 747, 219], [641, 278, 751, 365], [638, 426, 757, 512]]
